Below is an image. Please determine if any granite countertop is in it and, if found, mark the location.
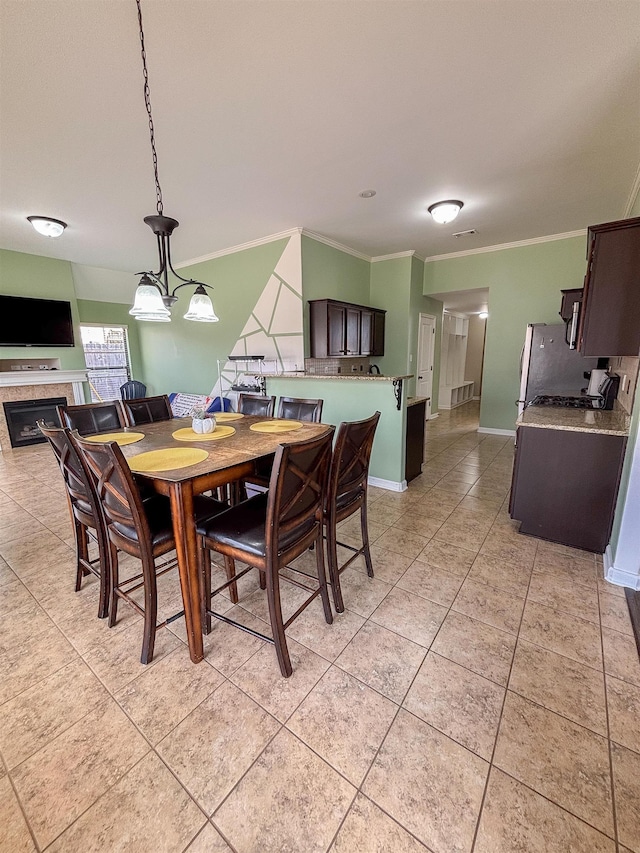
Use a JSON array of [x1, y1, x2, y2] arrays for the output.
[[407, 396, 429, 407], [271, 372, 413, 382], [517, 405, 630, 436]]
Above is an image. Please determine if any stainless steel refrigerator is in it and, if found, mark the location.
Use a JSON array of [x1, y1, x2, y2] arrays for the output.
[[517, 323, 600, 414]]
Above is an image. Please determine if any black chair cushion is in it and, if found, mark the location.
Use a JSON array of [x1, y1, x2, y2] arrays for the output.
[[335, 486, 365, 512], [112, 494, 227, 549], [197, 494, 315, 559]]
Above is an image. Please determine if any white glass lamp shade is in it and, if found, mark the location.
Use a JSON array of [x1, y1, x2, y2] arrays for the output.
[[183, 287, 219, 322], [129, 280, 171, 322], [428, 200, 464, 225], [27, 216, 67, 237]]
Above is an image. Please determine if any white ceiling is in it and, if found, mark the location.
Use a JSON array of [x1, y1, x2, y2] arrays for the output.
[[431, 288, 489, 316], [1, 0, 639, 274]]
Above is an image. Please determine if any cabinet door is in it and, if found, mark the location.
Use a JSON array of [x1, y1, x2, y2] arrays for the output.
[[580, 218, 640, 356], [345, 307, 361, 355], [371, 311, 385, 356], [327, 303, 346, 356], [360, 310, 373, 356]]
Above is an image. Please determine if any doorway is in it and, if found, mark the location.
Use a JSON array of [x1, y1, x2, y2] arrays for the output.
[[417, 314, 436, 419]]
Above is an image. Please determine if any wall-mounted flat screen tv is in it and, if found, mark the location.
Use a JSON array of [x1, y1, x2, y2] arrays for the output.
[[0, 295, 75, 347]]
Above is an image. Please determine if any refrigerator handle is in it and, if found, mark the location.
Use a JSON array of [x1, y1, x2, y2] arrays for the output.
[[569, 301, 580, 350]]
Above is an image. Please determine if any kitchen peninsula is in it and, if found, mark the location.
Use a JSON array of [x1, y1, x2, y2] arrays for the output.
[[265, 372, 413, 489]]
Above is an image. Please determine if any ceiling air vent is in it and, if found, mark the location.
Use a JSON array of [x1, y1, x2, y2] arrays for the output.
[[452, 229, 477, 238]]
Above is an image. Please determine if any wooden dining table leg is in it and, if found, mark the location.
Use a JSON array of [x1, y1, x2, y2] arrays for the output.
[[169, 481, 204, 663]]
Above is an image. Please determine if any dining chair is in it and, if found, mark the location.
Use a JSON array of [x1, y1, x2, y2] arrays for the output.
[[120, 380, 147, 400], [74, 434, 228, 664], [324, 412, 380, 612], [57, 401, 126, 436], [197, 428, 335, 677], [237, 393, 276, 417], [277, 396, 323, 423], [121, 394, 173, 426], [38, 422, 111, 619]]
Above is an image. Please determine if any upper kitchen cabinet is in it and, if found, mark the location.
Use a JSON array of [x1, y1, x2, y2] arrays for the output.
[[309, 299, 385, 358], [578, 216, 640, 357]]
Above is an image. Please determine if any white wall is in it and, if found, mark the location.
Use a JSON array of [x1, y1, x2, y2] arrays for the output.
[[464, 314, 486, 396]]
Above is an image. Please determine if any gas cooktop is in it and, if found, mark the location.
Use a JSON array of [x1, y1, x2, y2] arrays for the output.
[[530, 394, 602, 409]]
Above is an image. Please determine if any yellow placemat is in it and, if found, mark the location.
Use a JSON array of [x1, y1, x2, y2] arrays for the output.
[[128, 447, 209, 472], [250, 419, 303, 434], [172, 426, 236, 442], [214, 412, 244, 422], [85, 431, 145, 446]]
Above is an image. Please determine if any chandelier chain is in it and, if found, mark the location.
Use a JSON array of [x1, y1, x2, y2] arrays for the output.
[[136, 0, 163, 216]]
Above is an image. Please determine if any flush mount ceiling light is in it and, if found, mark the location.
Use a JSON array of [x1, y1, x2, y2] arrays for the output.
[[27, 216, 67, 238], [129, 0, 218, 324], [427, 200, 464, 225], [478, 312, 489, 319], [359, 190, 377, 198]]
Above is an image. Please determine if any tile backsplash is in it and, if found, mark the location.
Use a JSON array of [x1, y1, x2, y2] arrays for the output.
[[610, 355, 639, 414], [304, 357, 370, 375]]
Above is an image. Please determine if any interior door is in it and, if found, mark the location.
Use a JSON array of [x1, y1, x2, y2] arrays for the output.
[[417, 314, 436, 418]]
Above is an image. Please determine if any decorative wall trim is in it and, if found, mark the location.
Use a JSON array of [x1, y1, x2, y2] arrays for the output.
[[175, 228, 303, 269], [477, 427, 516, 437], [623, 160, 640, 218], [368, 475, 407, 492], [300, 229, 371, 261], [424, 229, 587, 263]]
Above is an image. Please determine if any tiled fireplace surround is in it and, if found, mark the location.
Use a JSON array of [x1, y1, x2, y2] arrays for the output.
[[0, 371, 86, 451]]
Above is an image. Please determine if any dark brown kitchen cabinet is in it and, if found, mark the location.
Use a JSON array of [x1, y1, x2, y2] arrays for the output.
[[309, 299, 385, 358], [510, 425, 626, 552], [578, 216, 640, 357], [405, 398, 427, 481]]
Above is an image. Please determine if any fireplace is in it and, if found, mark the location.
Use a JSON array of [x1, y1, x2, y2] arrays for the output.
[[2, 397, 66, 448]]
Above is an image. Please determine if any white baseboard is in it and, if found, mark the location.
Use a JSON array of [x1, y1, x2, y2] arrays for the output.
[[428, 413, 439, 420], [604, 544, 640, 590], [472, 395, 481, 401], [368, 476, 407, 492], [477, 427, 517, 437]]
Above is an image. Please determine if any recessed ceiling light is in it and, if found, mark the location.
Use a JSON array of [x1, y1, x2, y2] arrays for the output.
[[359, 190, 376, 198], [427, 200, 464, 224], [27, 216, 67, 237], [478, 312, 489, 319]]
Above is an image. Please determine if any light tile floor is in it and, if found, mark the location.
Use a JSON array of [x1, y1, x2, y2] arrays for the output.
[[1, 402, 639, 852]]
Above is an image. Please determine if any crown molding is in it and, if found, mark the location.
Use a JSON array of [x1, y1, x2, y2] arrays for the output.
[[424, 229, 587, 262], [174, 228, 302, 269], [623, 160, 640, 218], [371, 250, 415, 262], [300, 229, 371, 261]]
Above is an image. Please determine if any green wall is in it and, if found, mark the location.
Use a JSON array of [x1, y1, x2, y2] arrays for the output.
[[76, 299, 144, 387], [136, 238, 290, 396], [301, 236, 371, 357], [424, 236, 587, 430], [409, 256, 443, 408], [266, 375, 406, 484], [0, 249, 86, 369]]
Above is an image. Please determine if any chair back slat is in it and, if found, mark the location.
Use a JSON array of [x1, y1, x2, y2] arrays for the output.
[[122, 394, 173, 426], [73, 434, 151, 547], [58, 401, 125, 436], [277, 397, 323, 423], [266, 429, 334, 555], [238, 394, 276, 417], [120, 380, 147, 400], [328, 412, 380, 510], [37, 421, 102, 521]]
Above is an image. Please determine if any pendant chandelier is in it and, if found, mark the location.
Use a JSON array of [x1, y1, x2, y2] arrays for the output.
[[129, 0, 218, 323]]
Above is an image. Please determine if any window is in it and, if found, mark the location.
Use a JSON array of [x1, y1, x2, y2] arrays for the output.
[[80, 325, 131, 402]]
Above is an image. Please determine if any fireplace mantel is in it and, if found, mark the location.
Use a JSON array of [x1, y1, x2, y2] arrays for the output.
[[0, 370, 87, 402]]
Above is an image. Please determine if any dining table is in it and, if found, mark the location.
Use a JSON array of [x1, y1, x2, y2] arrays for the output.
[[97, 414, 332, 663]]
